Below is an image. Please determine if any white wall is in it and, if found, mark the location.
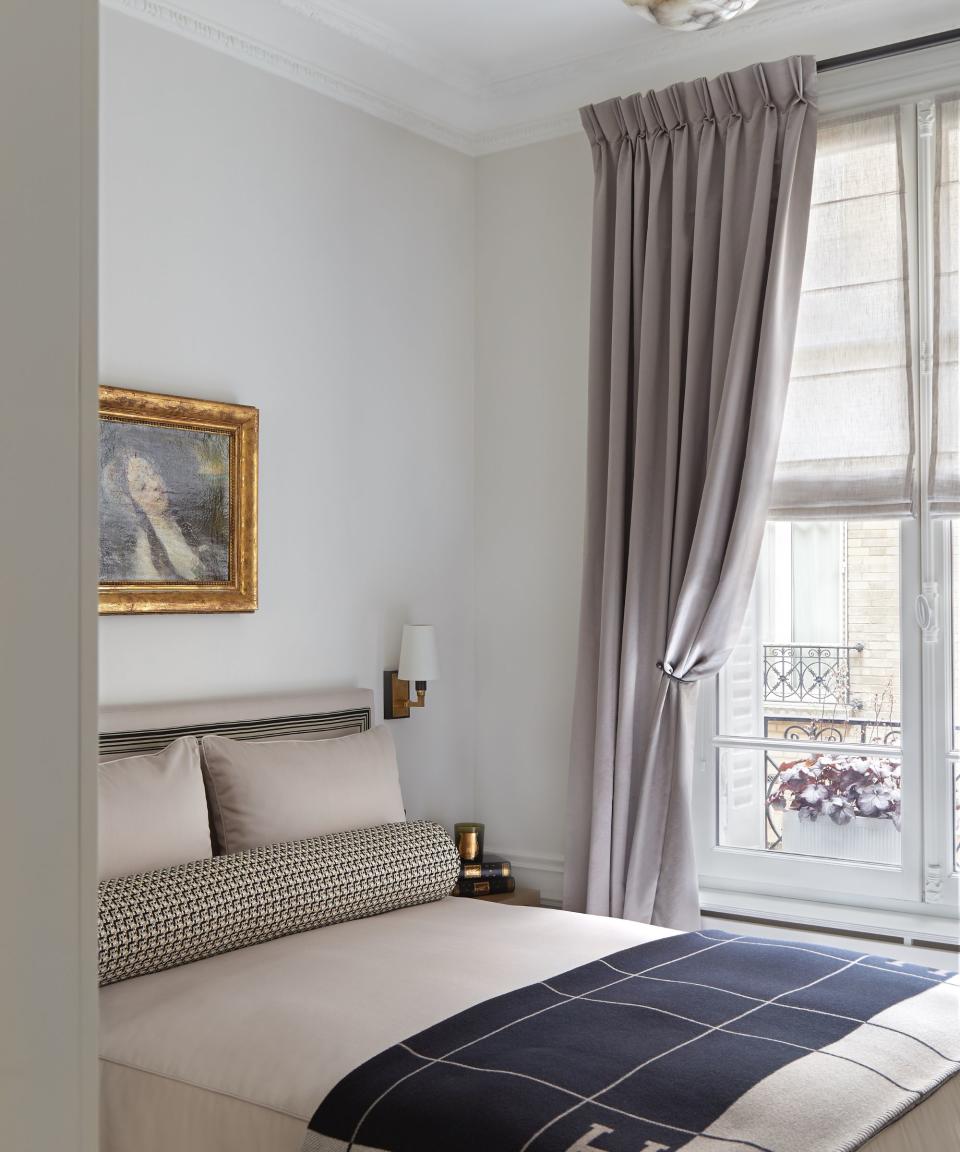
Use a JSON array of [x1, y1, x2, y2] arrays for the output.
[[475, 135, 593, 903], [99, 10, 476, 825], [99, 11, 594, 886], [0, 2, 99, 1148]]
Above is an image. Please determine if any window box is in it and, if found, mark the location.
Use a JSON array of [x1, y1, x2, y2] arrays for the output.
[[780, 810, 900, 866]]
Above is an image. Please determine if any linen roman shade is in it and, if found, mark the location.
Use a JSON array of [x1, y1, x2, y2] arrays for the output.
[[931, 96, 960, 515], [770, 109, 914, 519]]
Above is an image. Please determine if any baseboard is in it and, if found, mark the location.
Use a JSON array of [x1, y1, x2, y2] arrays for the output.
[[702, 912, 959, 972], [699, 887, 960, 947], [484, 847, 565, 906], [478, 852, 960, 952]]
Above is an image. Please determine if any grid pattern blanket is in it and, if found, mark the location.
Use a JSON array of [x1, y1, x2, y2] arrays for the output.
[[302, 929, 959, 1152]]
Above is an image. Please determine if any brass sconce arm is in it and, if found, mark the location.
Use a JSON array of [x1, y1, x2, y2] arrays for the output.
[[384, 672, 428, 720]]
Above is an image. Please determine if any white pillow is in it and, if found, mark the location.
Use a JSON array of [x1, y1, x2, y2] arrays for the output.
[[98, 736, 212, 881], [200, 724, 406, 854]]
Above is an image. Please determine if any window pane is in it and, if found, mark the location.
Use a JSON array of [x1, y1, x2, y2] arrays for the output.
[[721, 520, 902, 739], [931, 97, 959, 512], [718, 747, 902, 865], [951, 522, 960, 870], [940, 98, 960, 871], [717, 520, 902, 865], [955, 765, 960, 872], [954, 520, 960, 751]]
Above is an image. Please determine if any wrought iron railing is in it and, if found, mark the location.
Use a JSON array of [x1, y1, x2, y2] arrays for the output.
[[762, 643, 864, 710], [765, 716, 901, 747], [762, 715, 902, 849]]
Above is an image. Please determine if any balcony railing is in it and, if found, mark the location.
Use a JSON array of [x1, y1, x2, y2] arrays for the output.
[[762, 643, 864, 711], [764, 715, 901, 748]]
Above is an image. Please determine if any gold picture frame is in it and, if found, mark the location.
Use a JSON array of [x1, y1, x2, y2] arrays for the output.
[[98, 387, 258, 614]]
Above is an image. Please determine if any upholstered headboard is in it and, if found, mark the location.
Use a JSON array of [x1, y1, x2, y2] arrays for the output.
[[98, 688, 374, 759]]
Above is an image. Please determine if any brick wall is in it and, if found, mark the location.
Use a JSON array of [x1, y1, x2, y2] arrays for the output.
[[845, 521, 901, 731]]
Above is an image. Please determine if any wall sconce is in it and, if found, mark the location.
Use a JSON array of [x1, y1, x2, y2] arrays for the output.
[[384, 624, 439, 719]]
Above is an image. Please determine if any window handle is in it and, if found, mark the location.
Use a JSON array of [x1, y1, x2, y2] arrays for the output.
[[914, 585, 939, 643]]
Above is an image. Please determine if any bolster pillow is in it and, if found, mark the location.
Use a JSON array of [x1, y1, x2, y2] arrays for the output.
[[98, 820, 460, 986]]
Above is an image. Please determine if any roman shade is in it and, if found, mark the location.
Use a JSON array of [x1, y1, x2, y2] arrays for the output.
[[931, 96, 960, 515], [770, 109, 914, 519]]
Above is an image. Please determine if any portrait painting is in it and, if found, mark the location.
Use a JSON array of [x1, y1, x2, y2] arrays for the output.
[[98, 388, 258, 614]]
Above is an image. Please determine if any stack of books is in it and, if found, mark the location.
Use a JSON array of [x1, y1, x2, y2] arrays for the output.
[[452, 854, 514, 897]]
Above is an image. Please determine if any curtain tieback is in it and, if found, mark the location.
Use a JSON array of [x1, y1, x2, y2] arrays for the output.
[[656, 660, 691, 684]]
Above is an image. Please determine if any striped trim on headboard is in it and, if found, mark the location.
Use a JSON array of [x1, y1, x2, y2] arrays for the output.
[[99, 707, 371, 760]]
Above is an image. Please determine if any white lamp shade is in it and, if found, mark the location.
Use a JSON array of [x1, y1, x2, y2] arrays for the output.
[[398, 625, 439, 682]]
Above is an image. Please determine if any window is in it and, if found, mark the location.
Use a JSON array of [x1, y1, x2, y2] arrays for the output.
[[719, 519, 902, 867], [953, 523, 960, 868], [941, 97, 960, 874], [696, 91, 960, 917]]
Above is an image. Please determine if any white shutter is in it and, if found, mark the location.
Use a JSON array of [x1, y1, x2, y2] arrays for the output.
[[719, 572, 766, 849], [791, 521, 844, 644]]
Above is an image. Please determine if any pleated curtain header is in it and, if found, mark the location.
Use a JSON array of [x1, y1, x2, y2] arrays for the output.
[[581, 56, 815, 144]]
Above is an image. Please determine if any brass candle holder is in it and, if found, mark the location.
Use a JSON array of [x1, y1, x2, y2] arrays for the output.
[[454, 822, 485, 863]]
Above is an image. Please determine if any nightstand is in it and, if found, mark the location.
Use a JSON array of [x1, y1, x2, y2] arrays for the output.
[[473, 886, 540, 907]]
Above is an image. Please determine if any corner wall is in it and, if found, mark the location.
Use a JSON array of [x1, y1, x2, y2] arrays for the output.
[[98, 10, 477, 825], [474, 134, 593, 902], [1, 1, 98, 1147]]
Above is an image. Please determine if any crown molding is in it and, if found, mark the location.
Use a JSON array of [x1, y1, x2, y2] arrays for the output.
[[102, 0, 588, 156], [276, 0, 827, 103], [102, 0, 960, 157], [273, 0, 486, 93], [481, 0, 822, 98], [472, 112, 583, 156], [101, 0, 477, 153]]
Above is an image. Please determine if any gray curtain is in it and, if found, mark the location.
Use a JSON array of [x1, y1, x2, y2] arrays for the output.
[[565, 57, 818, 931]]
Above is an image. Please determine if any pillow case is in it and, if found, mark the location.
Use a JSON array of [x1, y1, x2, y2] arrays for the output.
[[200, 724, 405, 854], [98, 736, 212, 881], [98, 820, 459, 985]]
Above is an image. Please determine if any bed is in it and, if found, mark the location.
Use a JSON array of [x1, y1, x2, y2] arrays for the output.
[[98, 690, 960, 1152]]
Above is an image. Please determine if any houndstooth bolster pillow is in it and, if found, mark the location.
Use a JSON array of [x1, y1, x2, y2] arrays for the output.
[[98, 820, 459, 986]]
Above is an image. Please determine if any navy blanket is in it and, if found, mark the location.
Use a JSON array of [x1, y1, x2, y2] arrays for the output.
[[302, 929, 959, 1152]]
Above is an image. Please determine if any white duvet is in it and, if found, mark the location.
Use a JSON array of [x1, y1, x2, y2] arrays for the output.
[[99, 898, 959, 1152]]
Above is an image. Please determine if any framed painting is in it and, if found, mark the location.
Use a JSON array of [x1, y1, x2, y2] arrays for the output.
[[98, 387, 258, 614]]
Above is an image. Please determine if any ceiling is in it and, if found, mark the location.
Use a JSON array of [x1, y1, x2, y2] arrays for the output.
[[103, 0, 958, 153]]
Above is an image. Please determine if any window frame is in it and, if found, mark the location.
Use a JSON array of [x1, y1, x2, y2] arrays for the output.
[[694, 517, 922, 910], [694, 67, 960, 927]]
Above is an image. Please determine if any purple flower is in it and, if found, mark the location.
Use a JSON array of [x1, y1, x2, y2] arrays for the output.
[[767, 752, 901, 826], [800, 783, 829, 804], [856, 785, 897, 816]]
